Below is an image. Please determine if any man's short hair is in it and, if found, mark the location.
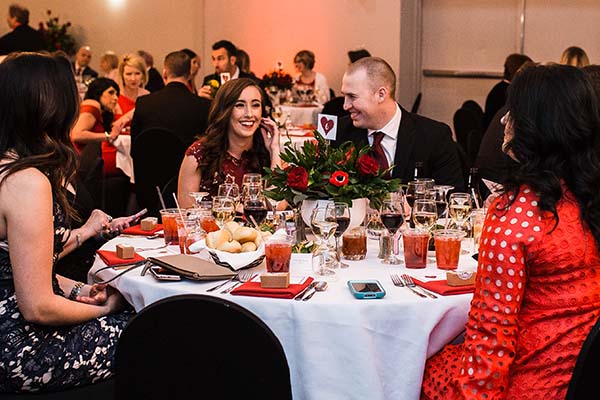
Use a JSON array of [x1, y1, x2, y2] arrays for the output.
[[164, 51, 191, 80], [212, 40, 237, 59], [346, 57, 396, 99], [136, 50, 154, 68], [9, 4, 29, 25]]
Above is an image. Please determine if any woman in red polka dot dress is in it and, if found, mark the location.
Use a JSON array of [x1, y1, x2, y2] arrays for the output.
[[421, 64, 600, 399]]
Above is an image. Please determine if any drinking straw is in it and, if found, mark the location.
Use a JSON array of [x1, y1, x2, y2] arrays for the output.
[[471, 188, 480, 209], [156, 186, 167, 210], [172, 193, 186, 222]]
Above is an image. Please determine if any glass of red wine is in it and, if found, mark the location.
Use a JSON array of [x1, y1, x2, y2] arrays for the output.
[[326, 202, 351, 269], [380, 197, 406, 264], [243, 195, 268, 227]]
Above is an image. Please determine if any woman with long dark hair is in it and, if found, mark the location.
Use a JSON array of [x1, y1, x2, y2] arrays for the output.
[[421, 64, 600, 399], [0, 53, 130, 393], [177, 78, 281, 208]]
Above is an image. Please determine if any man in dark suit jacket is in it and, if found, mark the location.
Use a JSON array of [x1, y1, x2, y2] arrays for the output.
[[332, 57, 464, 190], [199, 40, 259, 100], [0, 4, 45, 55], [131, 50, 210, 148], [72, 46, 98, 79]]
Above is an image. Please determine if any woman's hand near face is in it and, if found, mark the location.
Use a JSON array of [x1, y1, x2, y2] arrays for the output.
[[260, 117, 281, 153]]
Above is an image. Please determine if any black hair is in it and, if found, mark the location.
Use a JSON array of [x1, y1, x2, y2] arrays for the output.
[[503, 64, 600, 248], [84, 77, 120, 133], [0, 52, 80, 219], [212, 40, 237, 58]]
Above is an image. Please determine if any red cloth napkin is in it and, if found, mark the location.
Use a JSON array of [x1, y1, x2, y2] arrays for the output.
[[122, 224, 163, 235], [231, 277, 314, 299], [412, 277, 475, 296], [97, 250, 145, 267]]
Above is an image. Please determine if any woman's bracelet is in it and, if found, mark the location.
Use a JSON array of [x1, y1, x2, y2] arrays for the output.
[[68, 281, 85, 300], [104, 131, 112, 143]]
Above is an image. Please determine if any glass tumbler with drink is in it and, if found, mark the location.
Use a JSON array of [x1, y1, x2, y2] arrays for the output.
[[265, 235, 293, 273], [432, 229, 466, 269], [159, 208, 182, 246]]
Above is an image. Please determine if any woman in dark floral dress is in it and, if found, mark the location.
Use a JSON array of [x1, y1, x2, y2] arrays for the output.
[[0, 53, 132, 393]]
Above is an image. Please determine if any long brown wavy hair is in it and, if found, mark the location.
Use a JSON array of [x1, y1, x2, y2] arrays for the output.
[[0, 52, 80, 220], [197, 78, 271, 187]]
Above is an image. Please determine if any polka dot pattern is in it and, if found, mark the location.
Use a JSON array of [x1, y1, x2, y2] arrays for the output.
[[421, 187, 600, 400]]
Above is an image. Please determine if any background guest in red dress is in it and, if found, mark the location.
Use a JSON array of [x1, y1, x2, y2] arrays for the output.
[[177, 78, 282, 208], [421, 64, 600, 399], [116, 53, 149, 125]]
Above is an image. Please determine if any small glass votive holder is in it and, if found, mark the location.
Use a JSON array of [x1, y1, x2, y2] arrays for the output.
[[342, 226, 367, 260]]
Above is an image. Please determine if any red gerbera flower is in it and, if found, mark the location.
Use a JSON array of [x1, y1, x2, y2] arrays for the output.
[[329, 170, 349, 187]]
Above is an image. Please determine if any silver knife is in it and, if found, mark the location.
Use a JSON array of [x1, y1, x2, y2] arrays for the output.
[[294, 281, 316, 301]]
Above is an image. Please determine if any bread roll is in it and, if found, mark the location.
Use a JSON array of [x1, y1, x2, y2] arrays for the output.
[[218, 240, 242, 253], [224, 221, 241, 235], [233, 227, 258, 243], [206, 229, 231, 249], [241, 241, 257, 253]]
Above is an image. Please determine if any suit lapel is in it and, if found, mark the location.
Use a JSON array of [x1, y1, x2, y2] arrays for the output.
[[392, 106, 417, 181]]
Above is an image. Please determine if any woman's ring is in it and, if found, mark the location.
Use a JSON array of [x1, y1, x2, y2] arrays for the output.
[[107, 215, 113, 223]]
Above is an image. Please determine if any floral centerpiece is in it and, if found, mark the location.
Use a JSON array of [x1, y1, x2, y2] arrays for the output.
[[264, 131, 400, 210], [38, 10, 76, 55], [262, 69, 293, 92]]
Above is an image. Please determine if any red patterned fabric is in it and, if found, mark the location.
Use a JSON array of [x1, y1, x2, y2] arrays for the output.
[[185, 139, 258, 197], [421, 186, 600, 400]]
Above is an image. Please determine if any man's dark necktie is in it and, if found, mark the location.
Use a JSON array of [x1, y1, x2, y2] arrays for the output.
[[371, 131, 390, 176]]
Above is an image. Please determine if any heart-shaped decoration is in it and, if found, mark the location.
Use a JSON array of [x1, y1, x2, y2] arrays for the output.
[[320, 116, 334, 134]]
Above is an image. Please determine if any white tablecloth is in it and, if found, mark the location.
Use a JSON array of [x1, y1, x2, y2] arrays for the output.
[[112, 135, 134, 183], [281, 104, 324, 127], [90, 237, 476, 400]]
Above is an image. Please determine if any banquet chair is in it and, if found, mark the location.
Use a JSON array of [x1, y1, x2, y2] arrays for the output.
[[0, 379, 113, 399], [114, 294, 292, 400], [131, 127, 186, 218], [76, 141, 103, 209], [565, 316, 600, 399]]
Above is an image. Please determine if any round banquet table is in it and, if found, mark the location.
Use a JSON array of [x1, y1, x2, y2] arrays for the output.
[[90, 235, 476, 400]]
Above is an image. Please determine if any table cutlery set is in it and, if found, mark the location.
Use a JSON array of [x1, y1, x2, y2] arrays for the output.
[[293, 281, 327, 301], [390, 274, 437, 298]]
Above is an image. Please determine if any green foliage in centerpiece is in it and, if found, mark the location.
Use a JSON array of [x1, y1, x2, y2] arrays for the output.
[[264, 131, 400, 209]]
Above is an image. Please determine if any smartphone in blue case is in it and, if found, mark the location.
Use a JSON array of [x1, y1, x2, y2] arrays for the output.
[[347, 280, 386, 299]]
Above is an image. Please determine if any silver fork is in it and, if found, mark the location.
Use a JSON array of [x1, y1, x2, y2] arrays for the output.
[[401, 274, 436, 299], [221, 271, 256, 294], [390, 274, 405, 287]]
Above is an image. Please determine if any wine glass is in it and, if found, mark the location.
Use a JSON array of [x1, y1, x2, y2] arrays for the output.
[[379, 197, 406, 264], [310, 206, 338, 275], [189, 191, 209, 207], [218, 183, 240, 211], [326, 202, 351, 268], [212, 196, 235, 228], [243, 195, 268, 227], [412, 199, 438, 232], [448, 192, 472, 231], [405, 181, 428, 208]]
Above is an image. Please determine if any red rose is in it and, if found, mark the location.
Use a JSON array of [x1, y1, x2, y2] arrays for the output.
[[356, 154, 379, 176], [287, 166, 309, 191], [329, 170, 349, 187]]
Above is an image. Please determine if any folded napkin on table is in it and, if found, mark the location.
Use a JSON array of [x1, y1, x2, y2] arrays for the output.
[[231, 277, 314, 299], [122, 224, 163, 235], [97, 250, 146, 267], [411, 277, 474, 296]]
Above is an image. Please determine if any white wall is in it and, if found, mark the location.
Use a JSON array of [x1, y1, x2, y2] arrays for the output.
[[0, 0, 401, 97], [420, 0, 600, 128]]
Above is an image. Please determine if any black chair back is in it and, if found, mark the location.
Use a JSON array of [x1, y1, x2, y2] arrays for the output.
[[76, 142, 103, 209], [453, 100, 484, 168], [114, 294, 292, 400], [565, 316, 600, 399], [131, 127, 186, 217]]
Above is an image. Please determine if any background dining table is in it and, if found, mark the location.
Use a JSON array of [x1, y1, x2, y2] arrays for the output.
[[90, 234, 477, 400]]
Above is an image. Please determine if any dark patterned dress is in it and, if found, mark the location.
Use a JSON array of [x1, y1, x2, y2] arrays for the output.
[[0, 201, 131, 393]]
